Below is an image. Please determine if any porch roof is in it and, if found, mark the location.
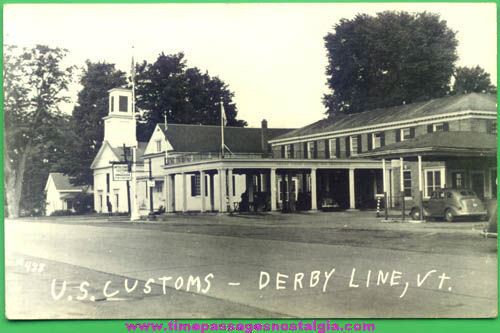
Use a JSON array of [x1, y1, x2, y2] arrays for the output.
[[358, 131, 497, 159], [163, 157, 382, 174]]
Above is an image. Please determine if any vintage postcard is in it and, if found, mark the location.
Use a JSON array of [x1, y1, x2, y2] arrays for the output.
[[3, 2, 497, 320]]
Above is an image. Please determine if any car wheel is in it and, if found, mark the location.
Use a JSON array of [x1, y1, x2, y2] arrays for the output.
[[444, 209, 455, 222], [410, 208, 421, 220]]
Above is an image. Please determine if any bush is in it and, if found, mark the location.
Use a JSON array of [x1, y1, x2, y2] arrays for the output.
[[50, 210, 76, 216]]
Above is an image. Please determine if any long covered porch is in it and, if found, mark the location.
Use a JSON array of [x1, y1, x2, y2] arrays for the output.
[[162, 158, 383, 213]]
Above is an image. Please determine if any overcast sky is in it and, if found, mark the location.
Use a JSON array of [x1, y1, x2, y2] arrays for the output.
[[3, 2, 497, 128]]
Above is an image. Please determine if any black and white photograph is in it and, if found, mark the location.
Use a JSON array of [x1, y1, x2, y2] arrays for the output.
[[3, 2, 498, 319]]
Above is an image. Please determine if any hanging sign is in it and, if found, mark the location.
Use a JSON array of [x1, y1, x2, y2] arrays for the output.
[[112, 164, 131, 181]]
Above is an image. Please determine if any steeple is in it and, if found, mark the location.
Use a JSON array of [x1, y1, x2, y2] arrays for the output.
[[103, 88, 137, 147]]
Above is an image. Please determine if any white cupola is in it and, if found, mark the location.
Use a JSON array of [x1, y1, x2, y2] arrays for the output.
[[103, 88, 137, 148]]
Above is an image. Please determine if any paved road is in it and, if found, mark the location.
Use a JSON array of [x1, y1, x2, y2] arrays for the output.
[[4, 212, 498, 319]]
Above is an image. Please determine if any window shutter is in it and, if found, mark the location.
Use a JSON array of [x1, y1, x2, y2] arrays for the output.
[[313, 141, 318, 159], [410, 127, 415, 138], [335, 138, 340, 158], [367, 133, 373, 150], [281, 145, 285, 158], [380, 132, 385, 146], [443, 122, 449, 131], [191, 175, 196, 196], [357, 134, 362, 153], [325, 140, 330, 159], [290, 144, 294, 158], [303, 142, 308, 159], [395, 129, 401, 142], [345, 137, 350, 157], [427, 124, 433, 133]]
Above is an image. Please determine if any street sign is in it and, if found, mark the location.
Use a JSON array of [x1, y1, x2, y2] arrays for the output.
[[113, 164, 132, 181]]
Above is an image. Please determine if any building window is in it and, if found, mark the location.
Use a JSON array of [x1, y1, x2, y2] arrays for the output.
[[401, 128, 411, 141], [285, 144, 294, 158], [372, 132, 382, 149], [99, 194, 103, 211], [425, 169, 443, 197], [154, 181, 163, 193], [403, 171, 412, 197], [106, 173, 110, 193], [350, 136, 358, 156], [452, 172, 465, 188], [191, 174, 201, 196], [156, 140, 162, 152], [205, 175, 209, 196], [488, 121, 497, 134], [329, 139, 336, 159], [119, 96, 128, 112], [110, 96, 114, 112], [307, 142, 315, 159], [232, 175, 236, 196], [115, 194, 119, 209], [433, 123, 445, 132]]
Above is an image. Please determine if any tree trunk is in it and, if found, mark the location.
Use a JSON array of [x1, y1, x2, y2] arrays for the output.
[[4, 144, 32, 218]]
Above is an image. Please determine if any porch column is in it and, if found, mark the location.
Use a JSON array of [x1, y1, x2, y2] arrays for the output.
[[227, 169, 233, 212], [418, 155, 424, 221], [165, 174, 171, 213], [311, 168, 317, 210], [382, 159, 388, 219], [270, 168, 277, 211], [400, 157, 405, 221], [219, 169, 227, 212], [209, 173, 215, 211], [163, 175, 168, 211], [168, 174, 176, 212], [182, 173, 187, 212], [200, 171, 206, 212], [287, 172, 296, 212], [348, 168, 356, 210]]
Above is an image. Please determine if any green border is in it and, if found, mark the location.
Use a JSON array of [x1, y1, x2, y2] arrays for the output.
[[0, 1, 498, 332]]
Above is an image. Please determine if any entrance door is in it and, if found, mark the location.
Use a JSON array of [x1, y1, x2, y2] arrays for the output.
[[471, 172, 485, 199]]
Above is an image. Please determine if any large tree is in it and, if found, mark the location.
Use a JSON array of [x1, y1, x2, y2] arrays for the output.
[[59, 61, 127, 186], [452, 65, 496, 95], [3, 45, 74, 217], [323, 11, 458, 115], [135, 52, 246, 141]]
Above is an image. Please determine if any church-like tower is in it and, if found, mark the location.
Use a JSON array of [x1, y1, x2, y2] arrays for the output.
[[103, 88, 137, 147]]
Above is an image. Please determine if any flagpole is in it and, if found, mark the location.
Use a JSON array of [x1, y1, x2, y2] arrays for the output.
[[220, 98, 224, 158], [130, 46, 140, 221]]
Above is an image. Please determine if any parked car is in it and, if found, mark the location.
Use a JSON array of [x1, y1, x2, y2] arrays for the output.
[[410, 188, 487, 222], [320, 193, 340, 211]]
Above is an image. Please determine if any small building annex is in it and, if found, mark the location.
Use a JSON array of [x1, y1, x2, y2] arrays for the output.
[[44, 173, 92, 216]]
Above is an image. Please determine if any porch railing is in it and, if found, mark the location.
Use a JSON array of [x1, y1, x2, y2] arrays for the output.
[[166, 152, 273, 166]]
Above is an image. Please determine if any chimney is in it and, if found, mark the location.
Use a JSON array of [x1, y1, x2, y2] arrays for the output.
[[261, 119, 268, 153]]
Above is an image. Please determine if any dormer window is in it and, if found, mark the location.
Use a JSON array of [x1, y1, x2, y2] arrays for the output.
[[119, 96, 128, 112], [350, 136, 359, 156]]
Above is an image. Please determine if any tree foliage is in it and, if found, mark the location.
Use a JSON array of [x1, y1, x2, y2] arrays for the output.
[[323, 11, 458, 115], [452, 65, 496, 95], [135, 52, 246, 141], [3, 45, 74, 217], [59, 61, 127, 186]]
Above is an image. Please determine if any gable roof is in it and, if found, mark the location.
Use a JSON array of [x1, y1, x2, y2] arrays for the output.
[[90, 141, 148, 169], [272, 93, 497, 142], [47, 173, 83, 191], [359, 131, 497, 158], [158, 124, 294, 153]]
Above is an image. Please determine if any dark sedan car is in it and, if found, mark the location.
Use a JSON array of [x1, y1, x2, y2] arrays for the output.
[[410, 188, 487, 222]]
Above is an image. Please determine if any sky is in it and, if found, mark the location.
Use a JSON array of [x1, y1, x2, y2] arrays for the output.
[[3, 2, 497, 129]]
